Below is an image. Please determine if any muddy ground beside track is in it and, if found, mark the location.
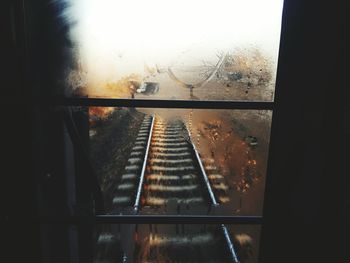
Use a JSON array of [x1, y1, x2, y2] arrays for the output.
[[89, 108, 146, 211]]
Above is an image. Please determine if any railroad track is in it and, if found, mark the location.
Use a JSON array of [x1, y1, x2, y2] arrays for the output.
[[95, 114, 238, 263]]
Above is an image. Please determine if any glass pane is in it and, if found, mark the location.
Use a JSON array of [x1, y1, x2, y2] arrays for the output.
[[88, 107, 272, 216], [94, 224, 261, 263], [36, 0, 284, 101]]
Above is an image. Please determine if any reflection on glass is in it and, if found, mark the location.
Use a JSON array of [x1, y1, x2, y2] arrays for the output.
[[94, 224, 260, 263], [58, 0, 283, 101], [89, 107, 272, 216]]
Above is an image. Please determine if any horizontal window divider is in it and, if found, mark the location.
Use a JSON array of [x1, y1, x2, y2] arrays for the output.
[[95, 215, 262, 224], [46, 97, 274, 110], [4, 215, 262, 225]]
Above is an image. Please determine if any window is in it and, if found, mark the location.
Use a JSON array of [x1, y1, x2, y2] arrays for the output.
[[28, 0, 284, 262]]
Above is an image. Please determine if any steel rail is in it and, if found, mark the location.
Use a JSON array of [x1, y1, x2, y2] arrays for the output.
[[185, 123, 240, 263], [189, 129, 218, 206], [222, 223, 240, 263], [133, 115, 155, 211]]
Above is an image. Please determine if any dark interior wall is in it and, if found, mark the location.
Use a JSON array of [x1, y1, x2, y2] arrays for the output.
[[1, 1, 82, 262], [260, 1, 348, 262], [1, 1, 40, 263], [0, 0, 348, 263]]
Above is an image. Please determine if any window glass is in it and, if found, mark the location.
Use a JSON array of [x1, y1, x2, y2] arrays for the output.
[[59, 0, 284, 101], [88, 107, 272, 216], [94, 224, 261, 263]]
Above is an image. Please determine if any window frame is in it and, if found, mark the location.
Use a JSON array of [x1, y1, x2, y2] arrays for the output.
[[50, 96, 271, 263], [46, 96, 273, 225]]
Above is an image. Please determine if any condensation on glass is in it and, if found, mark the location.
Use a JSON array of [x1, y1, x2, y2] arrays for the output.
[[59, 0, 283, 101], [88, 107, 272, 216]]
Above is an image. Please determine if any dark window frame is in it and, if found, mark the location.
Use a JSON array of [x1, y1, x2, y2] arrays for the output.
[[6, 0, 344, 261], [44, 96, 273, 226]]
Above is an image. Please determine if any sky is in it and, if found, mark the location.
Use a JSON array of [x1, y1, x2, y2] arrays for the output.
[[64, 0, 284, 85]]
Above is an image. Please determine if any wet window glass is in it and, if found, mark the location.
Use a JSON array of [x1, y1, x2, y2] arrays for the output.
[[56, 0, 283, 101], [88, 107, 272, 216], [36, 1, 284, 262], [93, 224, 261, 263]]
